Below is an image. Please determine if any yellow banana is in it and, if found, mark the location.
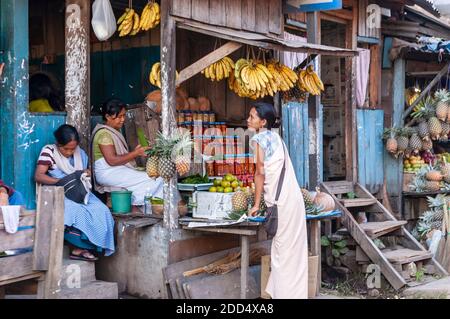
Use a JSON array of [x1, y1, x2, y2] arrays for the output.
[[117, 9, 130, 25], [311, 71, 324, 91]]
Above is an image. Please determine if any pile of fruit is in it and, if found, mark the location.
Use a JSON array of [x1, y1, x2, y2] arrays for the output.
[[413, 194, 447, 240], [228, 188, 267, 219], [209, 174, 244, 193], [180, 174, 210, 184], [117, 2, 160, 37], [149, 62, 179, 88], [383, 90, 450, 159], [409, 161, 450, 192], [146, 130, 193, 181], [403, 155, 427, 173]]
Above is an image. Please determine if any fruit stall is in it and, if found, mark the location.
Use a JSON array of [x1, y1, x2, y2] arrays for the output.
[[382, 38, 450, 233]]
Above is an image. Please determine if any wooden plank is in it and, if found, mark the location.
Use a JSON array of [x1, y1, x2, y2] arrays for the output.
[[241, 0, 256, 32], [0, 228, 34, 252], [369, 45, 381, 108], [340, 198, 377, 208], [241, 235, 249, 299], [176, 41, 242, 86], [384, 249, 433, 265], [0, 213, 35, 230], [191, 0, 209, 22], [359, 221, 407, 239], [36, 187, 65, 299], [171, 0, 192, 19], [268, 0, 282, 35], [255, 0, 269, 34], [209, 0, 226, 26], [225, 0, 241, 30], [0, 253, 34, 283], [123, 218, 161, 229], [309, 220, 321, 296], [323, 181, 354, 194], [65, 0, 91, 150], [260, 255, 270, 299], [0, 272, 42, 288], [182, 226, 257, 236]]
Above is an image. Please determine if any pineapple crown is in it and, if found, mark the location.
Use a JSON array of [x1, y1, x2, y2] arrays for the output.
[[172, 130, 193, 157], [411, 96, 436, 119], [382, 127, 399, 140], [427, 194, 447, 209], [435, 89, 450, 102]]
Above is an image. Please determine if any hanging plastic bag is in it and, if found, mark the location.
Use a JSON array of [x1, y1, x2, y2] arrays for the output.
[[91, 0, 116, 41]]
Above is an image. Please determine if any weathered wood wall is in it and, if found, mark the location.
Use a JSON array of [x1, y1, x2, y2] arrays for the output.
[[171, 0, 283, 36]]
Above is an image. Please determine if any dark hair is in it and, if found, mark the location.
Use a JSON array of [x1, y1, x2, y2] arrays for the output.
[[253, 102, 277, 129], [30, 73, 62, 111], [101, 98, 127, 121], [54, 124, 80, 146]]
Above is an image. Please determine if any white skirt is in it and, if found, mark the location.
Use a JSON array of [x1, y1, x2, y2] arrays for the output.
[[94, 158, 164, 205]]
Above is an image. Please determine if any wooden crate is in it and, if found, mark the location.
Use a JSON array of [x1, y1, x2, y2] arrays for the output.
[[260, 255, 319, 299], [402, 173, 415, 192]]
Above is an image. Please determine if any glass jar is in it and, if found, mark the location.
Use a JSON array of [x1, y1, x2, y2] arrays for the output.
[[212, 135, 224, 158], [193, 135, 203, 155], [177, 111, 185, 123], [202, 111, 209, 123], [206, 160, 215, 177], [185, 121, 193, 135], [234, 154, 244, 176], [185, 111, 193, 122], [215, 160, 225, 176], [193, 120, 203, 135], [224, 155, 235, 175], [218, 122, 227, 135], [247, 154, 255, 175], [209, 111, 216, 123]]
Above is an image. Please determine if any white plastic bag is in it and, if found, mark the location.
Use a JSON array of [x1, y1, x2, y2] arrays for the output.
[[91, 0, 116, 41]]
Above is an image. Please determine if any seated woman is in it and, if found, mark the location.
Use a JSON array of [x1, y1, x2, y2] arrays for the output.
[[29, 73, 62, 113], [0, 180, 25, 206], [91, 99, 164, 207], [35, 124, 115, 261]]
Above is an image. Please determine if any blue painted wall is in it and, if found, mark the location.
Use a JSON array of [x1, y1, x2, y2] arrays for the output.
[[282, 102, 323, 188], [357, 109, 384, 193]]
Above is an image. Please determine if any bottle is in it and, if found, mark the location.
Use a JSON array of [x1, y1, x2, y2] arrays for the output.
[[144, 189, 152, 215]]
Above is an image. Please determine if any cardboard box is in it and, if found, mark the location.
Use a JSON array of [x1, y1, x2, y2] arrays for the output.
[[192, 191, 234, 220], [260, 255, 319, 299]]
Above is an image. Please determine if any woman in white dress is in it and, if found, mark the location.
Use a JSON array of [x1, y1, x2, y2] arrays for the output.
[[247, 102, 308, 299]]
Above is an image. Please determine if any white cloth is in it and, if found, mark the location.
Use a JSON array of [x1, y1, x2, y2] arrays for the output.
[[356, 48, 371, 107], [1, 205, 21, 234], [94, 158, 164, 205], [261, 134, 308, 299], [283, 32, 308, 70]]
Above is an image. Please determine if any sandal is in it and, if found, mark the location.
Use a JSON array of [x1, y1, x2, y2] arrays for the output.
[[69, 250, 98, 262]]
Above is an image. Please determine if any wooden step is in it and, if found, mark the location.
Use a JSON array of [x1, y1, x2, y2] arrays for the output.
[[59, 281, 118, 299], [359, 221, 407, 239], [340, 198, 377, 208], [383, 249, 433, 265], [61, 258, 96, 289], [322, 181, 354, 195]]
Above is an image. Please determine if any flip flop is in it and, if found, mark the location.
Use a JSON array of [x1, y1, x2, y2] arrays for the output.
[[69, 250, 98, 262]]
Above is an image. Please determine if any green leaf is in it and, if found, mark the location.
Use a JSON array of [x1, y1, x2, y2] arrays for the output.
[[332, 249, 341, 258], [321, 236, 331, 247], [334, 240, 347, 248], [339, 247, 349, 255]]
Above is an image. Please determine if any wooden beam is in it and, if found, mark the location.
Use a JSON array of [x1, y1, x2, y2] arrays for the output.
[[369, 44, 382, 108], [161, 0, 178, 230], [325, 8, 354, 21], [403, 62, 450, 122], [65, 0, 91, 150], [176, 41, 242, 86]]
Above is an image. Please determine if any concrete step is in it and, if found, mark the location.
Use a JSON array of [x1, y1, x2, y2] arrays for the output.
[[61, 258, 96, 289], [402, 277, 450, 299], [59, 281, 118, 299]]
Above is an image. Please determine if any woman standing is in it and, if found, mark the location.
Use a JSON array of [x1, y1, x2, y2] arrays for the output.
[[247, 102, 308, 299], [35, 124, 115, 260], [91, 99, 164, 206]]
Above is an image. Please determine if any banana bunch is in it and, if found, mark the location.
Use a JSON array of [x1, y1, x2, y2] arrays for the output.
[[140, 2, 160, 31], [405, 87, 421, 107], [117, 8, 141, 37], [201, 57, 235, 81], [149, 62, 179, 88], [298, 65, 324, 96], [234, 59, 274, 95], [266, 60, 298, 92]]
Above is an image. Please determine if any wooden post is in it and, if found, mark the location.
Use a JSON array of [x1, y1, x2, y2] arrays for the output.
[[240, 235, 249, 299], [310, 220, 321, 296], [369, 44, 381, 108], [0, 0, 33, 208], [36, 187, 65, 299], [306, 12, 322, 189], [65, 0, 91, 150], [385, 58, 405, 215], [160, 0, 179, 230]]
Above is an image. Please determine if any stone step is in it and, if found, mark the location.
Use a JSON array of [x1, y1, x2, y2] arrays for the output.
[[59, 281, 118, 299], [61, 258, 96, 289]]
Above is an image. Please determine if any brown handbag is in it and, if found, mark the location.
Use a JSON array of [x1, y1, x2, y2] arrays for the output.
[[263, 142, 288, 237]]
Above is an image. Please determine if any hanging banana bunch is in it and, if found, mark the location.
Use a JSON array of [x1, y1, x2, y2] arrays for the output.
[[298, 65, 324, 96], [140, 1, 161, 32], [117, 1, 141, 37], [405, 87, 421, 107], [149, 62, 179, 88], [201, 57, 235, 82]]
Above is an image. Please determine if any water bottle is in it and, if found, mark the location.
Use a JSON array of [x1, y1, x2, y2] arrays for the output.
[[144, 189, 152, 215]]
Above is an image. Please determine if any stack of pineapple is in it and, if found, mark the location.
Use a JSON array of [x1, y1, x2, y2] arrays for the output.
[[146, 130, 193, 181], [383, 89, 450, 158], [301, 188, 324, 215], [414, 194, 448, 240], [228, 187, 267, 220], [409, 161, 450, 192]]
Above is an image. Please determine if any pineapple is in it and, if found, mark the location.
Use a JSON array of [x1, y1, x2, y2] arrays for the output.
[[409, 133, 422, 152], [418, 120, 430, 141], [435, 89, 449, 121], [146, 156, 159, 178], [422, 139, 433, 151], [155, 132, 177, 181], [426, 170, 443, 182], [172, 130, 193, 177], [159, 157, 176, 181], [444, 174, 450, 184], [396, 128, 410, 154], [232, 191, 249, 212], [301, 188, 313, 206], [383, 128, 398, 154], [425, 180, 441, 192], [442, 122, 450, 136]]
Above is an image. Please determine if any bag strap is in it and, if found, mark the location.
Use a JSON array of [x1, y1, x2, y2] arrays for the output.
[[274, 142, 288, 204]]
